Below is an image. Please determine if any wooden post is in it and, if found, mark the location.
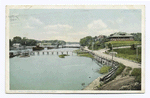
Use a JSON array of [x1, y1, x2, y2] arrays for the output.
[[67, 51, 68, 55], [43, 52, 44, 55]]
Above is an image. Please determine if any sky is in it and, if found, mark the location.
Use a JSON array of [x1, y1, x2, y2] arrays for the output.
[[9, 9, 141, 42]]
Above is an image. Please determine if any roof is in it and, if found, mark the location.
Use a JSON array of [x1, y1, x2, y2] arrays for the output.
[[109, 32, 134, 38]]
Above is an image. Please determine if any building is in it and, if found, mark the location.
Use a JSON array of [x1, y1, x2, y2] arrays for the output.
[[109, 32, 134, 41], [95, 35, 106, 41], [12, 43, 21, 48]]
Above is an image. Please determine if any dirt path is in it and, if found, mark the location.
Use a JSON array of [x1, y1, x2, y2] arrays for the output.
[[83, 47, 141, 68], [100, 76, 135, 90]]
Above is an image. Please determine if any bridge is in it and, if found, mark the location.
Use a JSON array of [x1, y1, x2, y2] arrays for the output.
[[10, 50, 87, 57]]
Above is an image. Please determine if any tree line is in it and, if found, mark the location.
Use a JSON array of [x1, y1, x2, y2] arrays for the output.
[[9, 36, 66, 47]]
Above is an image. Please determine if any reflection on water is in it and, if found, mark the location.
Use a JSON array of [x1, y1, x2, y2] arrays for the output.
[[10, 48, 103, 90]]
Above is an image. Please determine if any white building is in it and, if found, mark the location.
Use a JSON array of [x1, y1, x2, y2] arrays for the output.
[[12, 43, 21, 48]]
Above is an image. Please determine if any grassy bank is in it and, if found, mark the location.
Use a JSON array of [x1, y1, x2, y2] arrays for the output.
[[131, 68, 141, 83], [59, 54, 69, 58], [99, 65, 112, 74], [110, 63, 126, 81], [74, 49, 94, 58], [105, 41, 141, 47], [108, 48, 141, 63]]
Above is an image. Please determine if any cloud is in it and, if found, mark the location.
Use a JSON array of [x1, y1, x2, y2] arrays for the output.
[[108, 17, 125, 24], [116, 17, 124, 24], [24, 23, 34, 29], [87, 19, 107, 30], [107, 20, 115, 24], [29, 17, 43, 25], [97, 29, 119, 36], [44, 24, 73, 31]]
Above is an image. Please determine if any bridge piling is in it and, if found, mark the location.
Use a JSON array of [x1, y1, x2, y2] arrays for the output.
[[67, 51, 68, 55]]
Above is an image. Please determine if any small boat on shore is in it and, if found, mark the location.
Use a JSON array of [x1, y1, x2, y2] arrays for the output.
[[9, 52, 15, 58], [33, 45, 44, 51], [47, 47, 55, 49], [20, 51, 30, 57]]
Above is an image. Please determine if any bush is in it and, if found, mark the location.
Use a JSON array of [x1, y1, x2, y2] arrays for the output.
[[131, 68, 141, 76], [131, 44, 137, 50], [59, 54, 69, 58], [116, 63, 126, 76], [135, 75, 141, 83], [99, 65, 112, 74]]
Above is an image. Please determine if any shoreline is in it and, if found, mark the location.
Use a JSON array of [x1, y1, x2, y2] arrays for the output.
[[83, 74, 105, 90]]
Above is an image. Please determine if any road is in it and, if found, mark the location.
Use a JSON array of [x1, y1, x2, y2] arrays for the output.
[[83, 46, 141, 68]]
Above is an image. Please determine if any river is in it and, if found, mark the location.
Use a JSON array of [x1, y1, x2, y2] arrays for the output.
[[9, 46, 103, 90]]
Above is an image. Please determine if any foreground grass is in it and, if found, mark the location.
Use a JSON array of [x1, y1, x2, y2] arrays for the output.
[[105, 41, 141, 47], [108, 48, 141, 63], [131, 68, 141, 83], [59, 54, 69, 58], [99, 65, 112, 74]]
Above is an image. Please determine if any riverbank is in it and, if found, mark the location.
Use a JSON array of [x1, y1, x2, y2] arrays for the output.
[[82, 47, 141, 90]]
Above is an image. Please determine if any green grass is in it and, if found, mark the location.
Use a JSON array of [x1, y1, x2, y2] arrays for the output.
[[131, 68, 141, 83], [74, 49, 94, 58], [131, 68, 141, 76], [99, 65, 112, 74], [110, 63, 126, 81], [108, 48, 141, 63], [115, 63, 126, 76], [59, 54, 69, 58], [77, 53, 94, 58], [105, 41, 141, 47]]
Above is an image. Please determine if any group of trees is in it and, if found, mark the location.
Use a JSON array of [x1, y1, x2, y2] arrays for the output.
[[40, 40, 66, 45], [9, 36, 38, 47], [79, 32, 141, 50], [131, 33, 141, 41], [79, 35, 110, 50]]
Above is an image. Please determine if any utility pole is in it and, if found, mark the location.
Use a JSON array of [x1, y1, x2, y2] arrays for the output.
[[112, 44, 113, 60], [112, 44, 113, 66], [136, 45, 138, 60]]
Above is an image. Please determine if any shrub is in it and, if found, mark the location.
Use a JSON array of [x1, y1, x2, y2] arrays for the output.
[[99, 65, 112, 74], [135, 75, 141, 83], [131, 68, 141, 76], [116, 63, 126, 76], [59, 54, 69, 58]]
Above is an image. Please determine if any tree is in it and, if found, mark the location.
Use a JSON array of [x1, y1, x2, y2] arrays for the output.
[[12, 36, 22, 43], [108, 43, 112, 50], [9, 39, 13, 47], [80, 36, 93, 46]]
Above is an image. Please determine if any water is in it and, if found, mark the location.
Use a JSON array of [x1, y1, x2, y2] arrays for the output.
[[10, 47, 103, 90]]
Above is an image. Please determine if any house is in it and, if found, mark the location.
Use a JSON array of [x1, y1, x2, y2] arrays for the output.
[[95, 35, 106, 41], [108, 32, 134, 41], [12, 43, 21, 48]]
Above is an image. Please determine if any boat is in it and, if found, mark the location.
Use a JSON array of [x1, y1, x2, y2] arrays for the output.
[[47, 47, 55, 49], [9, 52, 15, 58], [32, 45, 44, 51], [20, 51, 30, 57]]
